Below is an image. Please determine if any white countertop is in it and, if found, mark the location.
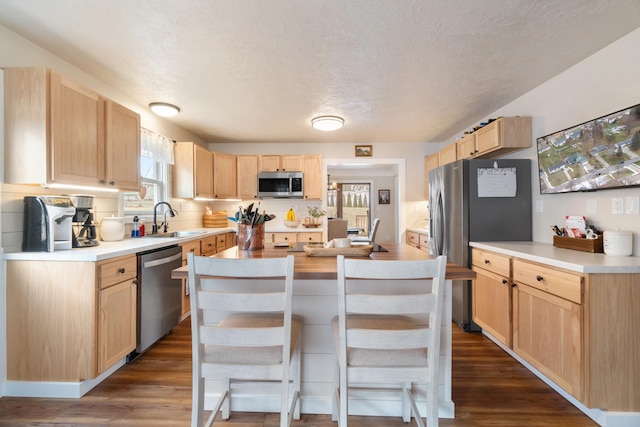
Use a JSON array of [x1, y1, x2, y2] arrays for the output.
[[470, 241, 640, 274], [266, 226, 324, 233], [4, 227, 236, 262], [407, 227, 429, 235]]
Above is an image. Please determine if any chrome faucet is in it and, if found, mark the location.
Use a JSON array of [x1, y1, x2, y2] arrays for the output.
[[152, 201, 177, 234]]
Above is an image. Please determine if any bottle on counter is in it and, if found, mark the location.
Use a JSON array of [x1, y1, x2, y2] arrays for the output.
[[132, 216, 140, 238], [139, 218, 145, 237]]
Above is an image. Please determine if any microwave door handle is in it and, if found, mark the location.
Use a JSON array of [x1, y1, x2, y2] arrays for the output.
[[289, 176, 293, 194]]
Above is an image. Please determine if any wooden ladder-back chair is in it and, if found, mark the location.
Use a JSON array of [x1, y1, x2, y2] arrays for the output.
[[332, 254, 447, 427], [188, 253, 302, 427]]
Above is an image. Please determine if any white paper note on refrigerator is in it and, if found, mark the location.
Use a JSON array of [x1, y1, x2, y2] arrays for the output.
[[477, 167, 517, 197]]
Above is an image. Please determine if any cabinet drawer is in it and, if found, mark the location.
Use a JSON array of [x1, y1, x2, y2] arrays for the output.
[[98, 255, 137, 289], [471, 248, 510, 277], [272, 232, 297, 243], [298, 232, 321, 243], [419, 234, 429, 247], [216, 234, 227, 251], [181, 240, 201, 259], [407, 231, 419, 246], [200, 236, 217, 255], [513, 259, 582, 304]]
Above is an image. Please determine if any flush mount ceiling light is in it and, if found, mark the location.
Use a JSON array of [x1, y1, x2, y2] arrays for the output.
[[311, 115, 344, 131], [149, 102, 180, 117]]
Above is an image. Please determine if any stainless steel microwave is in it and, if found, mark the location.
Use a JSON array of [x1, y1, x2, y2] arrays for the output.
[[257, 171, 304, 198]]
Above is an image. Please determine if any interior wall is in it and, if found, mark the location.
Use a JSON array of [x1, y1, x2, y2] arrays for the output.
[[443, 27, 640, 255]]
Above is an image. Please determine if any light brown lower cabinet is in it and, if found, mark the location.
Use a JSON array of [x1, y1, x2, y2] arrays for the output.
[[471, 247, 640, 412], [266, 231, 322, 244], [6, 255, 137, 381]]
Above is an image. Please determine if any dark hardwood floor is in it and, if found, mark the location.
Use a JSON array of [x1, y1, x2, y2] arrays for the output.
[[0, 319, 597, 426]]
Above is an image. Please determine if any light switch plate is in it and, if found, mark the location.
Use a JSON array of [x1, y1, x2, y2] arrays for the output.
[[612, 198, 624, 215], [626, 196, 640, 215], [535, 200, 543, 213], [586, 199, 597, 215]]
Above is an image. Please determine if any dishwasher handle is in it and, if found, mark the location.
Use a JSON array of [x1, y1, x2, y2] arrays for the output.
[[143, 252, 182, 269]]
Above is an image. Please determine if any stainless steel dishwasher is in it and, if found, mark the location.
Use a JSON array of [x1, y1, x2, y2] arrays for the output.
[[128, 245, 183, 362]]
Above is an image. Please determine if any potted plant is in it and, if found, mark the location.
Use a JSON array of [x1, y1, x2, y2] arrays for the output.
[[307, 206, 326, 225]]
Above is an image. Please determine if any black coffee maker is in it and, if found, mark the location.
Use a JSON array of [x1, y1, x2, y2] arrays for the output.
[[68, 195, 100, 248]]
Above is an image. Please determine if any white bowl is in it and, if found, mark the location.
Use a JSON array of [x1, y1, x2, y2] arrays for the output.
[[334, 238, 352, 248], [284, 219, 301, 228]]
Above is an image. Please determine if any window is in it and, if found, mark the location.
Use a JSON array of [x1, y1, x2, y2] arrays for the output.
[[123, 128, 174, 215], [123, 157, 168, 215]]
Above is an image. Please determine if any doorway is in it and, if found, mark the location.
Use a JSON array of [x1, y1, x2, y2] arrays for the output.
[[327, 183, 371, 235]]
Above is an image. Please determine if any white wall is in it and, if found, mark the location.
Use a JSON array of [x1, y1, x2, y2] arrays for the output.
[[443, 27, 640, 255]]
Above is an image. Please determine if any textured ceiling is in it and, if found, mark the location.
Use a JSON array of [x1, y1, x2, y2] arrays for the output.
[[1, 0, 639, 144]]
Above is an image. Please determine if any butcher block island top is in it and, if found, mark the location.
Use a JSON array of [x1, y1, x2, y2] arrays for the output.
[[172, 242, 476, 281]]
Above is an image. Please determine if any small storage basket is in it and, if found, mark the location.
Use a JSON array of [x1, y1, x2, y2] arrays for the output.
[[203, 212, 228, 228]]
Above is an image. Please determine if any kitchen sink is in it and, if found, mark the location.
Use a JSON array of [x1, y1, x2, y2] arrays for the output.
[[146, 231, 206, 238]]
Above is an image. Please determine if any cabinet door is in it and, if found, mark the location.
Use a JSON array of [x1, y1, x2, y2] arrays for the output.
[[304, 154, 323, 199], [200, 236, 217, 256], [213, 152, 237, 199], [50, 72, 105, 185], [475, 120, 501, 154], [407, 231, 419, 248], [281, 155, 303, 171], [98, 279, 136, 373], [456, 133, 477, 160], [259, 155, 281, 172], [424, 153, 439, 199], [105, 99, 140, 191], [237, 155, 258, 199], [472, 267, 512, 347], [513, 283, 582, 399], [194, 145, 214, 198], [438, 144, 457, 165]]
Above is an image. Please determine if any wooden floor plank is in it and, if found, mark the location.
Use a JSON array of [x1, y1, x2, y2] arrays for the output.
[[0, 318, 597, 426]]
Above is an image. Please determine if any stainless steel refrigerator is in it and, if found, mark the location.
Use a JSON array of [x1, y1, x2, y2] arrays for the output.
[[429, 159, 532, 331]]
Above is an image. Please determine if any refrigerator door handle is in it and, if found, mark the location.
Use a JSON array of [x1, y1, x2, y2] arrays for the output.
[[432, 191, 445, 256]]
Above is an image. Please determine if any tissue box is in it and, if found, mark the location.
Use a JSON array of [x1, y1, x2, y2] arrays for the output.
[[203, 212, 228, 228]]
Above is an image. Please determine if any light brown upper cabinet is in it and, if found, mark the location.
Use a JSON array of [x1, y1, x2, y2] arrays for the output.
[[259, 155, 304, 172], [438, 143, 458, 166], [424, 152, 439, 200], [303, 154, 323, 199], [105, 100, 141, 191], [3, 67, 140, 191], [173, 142, 214, 199], [236, 155, 259, 199], [458, 117, 532, 159], [212, 152, 237, 199]]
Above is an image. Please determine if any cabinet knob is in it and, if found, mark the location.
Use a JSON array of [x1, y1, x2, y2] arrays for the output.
[[99, 179, 106, 184], [502, 279, 508, 285], [284, 237, 289, 241], [119, 268, 126, 274], [484, 259, 490, 264], [109, 181, 115, 186], [511, 283, 517, 288], [536, 275, 543, 281], [133, 279, 138, 285]]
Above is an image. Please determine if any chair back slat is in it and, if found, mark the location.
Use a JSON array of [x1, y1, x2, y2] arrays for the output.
[[347, 328, 432, 350], [346, 293, 436, 315], [198, 290, 285, 312], [200, 325, 284, 347]]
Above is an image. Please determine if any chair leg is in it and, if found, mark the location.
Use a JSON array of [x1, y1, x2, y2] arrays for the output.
[[406, 387, 426, 427], [425, 383, 438, 427], [192, 376, 205, 427], [293, 337, 302, 420], [221, 378, 230, 420], [339, 374, 348, 427], [402, 382, 411, 422]]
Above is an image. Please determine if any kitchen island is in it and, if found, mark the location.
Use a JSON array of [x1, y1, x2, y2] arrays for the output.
[[173, 242, 475, 419]]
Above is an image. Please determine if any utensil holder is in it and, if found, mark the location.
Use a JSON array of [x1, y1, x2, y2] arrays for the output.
[[237, 223, 265, 250]]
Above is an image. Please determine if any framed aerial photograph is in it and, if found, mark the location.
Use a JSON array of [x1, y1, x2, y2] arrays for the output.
[[378, 189, 390, 204], [355, 145, 372, 157]]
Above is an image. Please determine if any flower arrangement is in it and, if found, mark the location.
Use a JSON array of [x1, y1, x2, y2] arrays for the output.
[[307, 206, 326, 218]]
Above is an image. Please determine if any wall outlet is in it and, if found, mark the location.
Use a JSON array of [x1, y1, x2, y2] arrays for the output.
[[612, 198, 624, 215], [626, 196, 640, 215]]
